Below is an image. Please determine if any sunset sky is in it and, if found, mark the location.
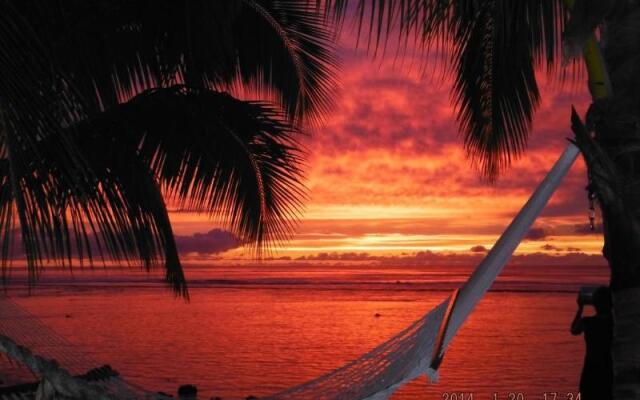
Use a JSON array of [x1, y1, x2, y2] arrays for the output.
[[169, 28, 605, 266]]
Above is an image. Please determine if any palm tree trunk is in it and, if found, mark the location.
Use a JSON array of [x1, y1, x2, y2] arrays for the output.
[[574, 2, 640, 397]]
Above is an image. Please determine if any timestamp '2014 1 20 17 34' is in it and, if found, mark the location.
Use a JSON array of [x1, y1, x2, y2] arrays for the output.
[[440, 392, 581, 400]]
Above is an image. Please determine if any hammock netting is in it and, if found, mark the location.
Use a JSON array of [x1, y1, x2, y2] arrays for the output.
[[0, 295, 448, 400], [264, 301, 449, 400], [0, 144, 580, 399], [0, 298, 155, 399]]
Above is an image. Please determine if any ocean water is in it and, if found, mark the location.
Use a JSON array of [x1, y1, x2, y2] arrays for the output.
[[4, 263, 608, 399]]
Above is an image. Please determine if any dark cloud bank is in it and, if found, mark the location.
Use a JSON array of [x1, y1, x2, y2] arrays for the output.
[[289, 249, 606, 267], [175, 229, 240, 255]]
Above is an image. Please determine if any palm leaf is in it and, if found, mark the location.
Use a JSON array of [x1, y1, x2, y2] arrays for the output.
[[0, 159, 13, 285], [73, 85, 307, 254], [0, 2, 325, 294], [453, 0, 564, 178], [321, 0, 567, 178], [0, 1, 125, 287], [233, 0, 340, 124], [0, 85, 305, 294], [11, 0, 338, 124]]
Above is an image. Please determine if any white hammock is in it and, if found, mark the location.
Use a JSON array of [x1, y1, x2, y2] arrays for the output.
[[267, 143, 580, 400], [0, 144, 580, 400]]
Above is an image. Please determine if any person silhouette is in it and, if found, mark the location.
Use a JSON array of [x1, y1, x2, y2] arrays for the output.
[[571, 286, 613, 400]]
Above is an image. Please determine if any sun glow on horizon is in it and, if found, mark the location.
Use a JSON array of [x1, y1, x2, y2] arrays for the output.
[[166, 35, 604, 266]]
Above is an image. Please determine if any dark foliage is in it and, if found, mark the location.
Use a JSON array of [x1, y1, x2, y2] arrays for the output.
[[0, 1, 337, 294], [321, 0, 568, 178]]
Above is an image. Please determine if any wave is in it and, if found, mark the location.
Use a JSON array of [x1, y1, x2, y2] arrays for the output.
[[4, 277, 605, 295]]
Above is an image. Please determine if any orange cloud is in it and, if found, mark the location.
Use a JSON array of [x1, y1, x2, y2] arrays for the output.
[[169, 31, 603, 266]]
